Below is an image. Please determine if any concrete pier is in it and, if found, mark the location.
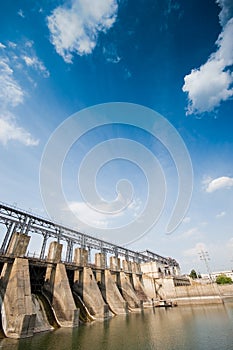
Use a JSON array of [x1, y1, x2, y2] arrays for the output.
[[0, 257, 36, 338], [73, 266, 110, 319], [44, 242, 79, 327], [118, 271, 140, 309]]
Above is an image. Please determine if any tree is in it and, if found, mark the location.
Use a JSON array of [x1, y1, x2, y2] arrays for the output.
[[216, 274, 233, 285], [189, 269, 198, 279]]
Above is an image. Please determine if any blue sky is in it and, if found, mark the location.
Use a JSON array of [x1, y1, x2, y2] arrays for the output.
[[0, 0, 233, 273]]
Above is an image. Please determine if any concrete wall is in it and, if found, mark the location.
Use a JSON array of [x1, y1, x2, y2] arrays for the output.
[[0, 258, 36, 338]]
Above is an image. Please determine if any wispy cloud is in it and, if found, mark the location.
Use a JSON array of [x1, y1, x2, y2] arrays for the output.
[[0, 113, 39, 146], [182, 216, 191, 224], [216, 211, 226, 218], [0, 39, 49, 146], [22, 55, 50, 78], [182, 1, 233, 115], [183, 242, 206, 257], [47, 0, 118, 63], [205, 176, 233, 193], [17, 9, 25, 18]]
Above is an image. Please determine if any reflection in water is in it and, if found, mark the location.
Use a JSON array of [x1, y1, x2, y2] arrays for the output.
[[1, 303, 233, 350]]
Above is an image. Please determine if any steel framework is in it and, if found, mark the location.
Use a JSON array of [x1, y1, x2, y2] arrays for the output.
[[0, 201, 179, 267]]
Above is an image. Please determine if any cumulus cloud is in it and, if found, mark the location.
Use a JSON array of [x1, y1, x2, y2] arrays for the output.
[[205, 176, 233, 192], [47, 0, 118, 63], [0, 58, 38, 146], [182, 1, 233, 115], [0, 43, 6, 49]]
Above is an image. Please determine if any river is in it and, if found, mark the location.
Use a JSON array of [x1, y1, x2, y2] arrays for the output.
[[1, 302, 233, 350]]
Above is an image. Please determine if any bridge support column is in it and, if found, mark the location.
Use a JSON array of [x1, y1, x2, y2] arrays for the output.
[[44, 241, 79, 328], [0, 258, 36, 338]]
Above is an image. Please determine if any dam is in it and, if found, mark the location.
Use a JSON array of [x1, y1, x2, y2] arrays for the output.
[[0, 201, 186, 339]]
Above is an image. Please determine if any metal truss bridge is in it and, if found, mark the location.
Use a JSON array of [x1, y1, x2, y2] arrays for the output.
[[0, 201, 178, 267]]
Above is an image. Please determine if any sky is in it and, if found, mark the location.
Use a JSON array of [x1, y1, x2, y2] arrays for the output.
[[0, 0, 233, 274]]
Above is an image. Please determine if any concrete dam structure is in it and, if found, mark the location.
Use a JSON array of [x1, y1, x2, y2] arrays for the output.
[[0, 202, 181, 339]]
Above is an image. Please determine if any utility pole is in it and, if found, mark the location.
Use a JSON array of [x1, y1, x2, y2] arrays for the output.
[[199, 250, 212, 281]]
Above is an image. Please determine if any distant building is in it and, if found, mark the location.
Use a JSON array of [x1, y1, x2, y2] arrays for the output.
[[201, 270, 233, 282]]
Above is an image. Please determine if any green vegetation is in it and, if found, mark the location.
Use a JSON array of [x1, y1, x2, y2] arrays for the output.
[[216, 274, 233, 285], [189, 269, 198, 279]]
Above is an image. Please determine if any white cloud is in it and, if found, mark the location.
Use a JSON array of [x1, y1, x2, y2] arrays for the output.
[[183, 242, 206, 257], [182, 2, 233, 115], [0, 58, 38, 146], [68, 201, 109, 228], [22, 55, 50, 78], [217, 0, 233, 26], [17, 9, 25, 18], [0, 43, 6, 49], [205, 176, 233, 193], [182, 216, 191, 224], [0, 59, 24, 107], [216, 211, 226, 218], [47, 0, 118, 63], [0, 113, 39, 146]]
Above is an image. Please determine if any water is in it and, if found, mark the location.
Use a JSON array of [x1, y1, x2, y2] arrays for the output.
[[1, 303, 233, 350]]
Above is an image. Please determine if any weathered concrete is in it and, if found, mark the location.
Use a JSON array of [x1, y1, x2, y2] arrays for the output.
[[132, 274, 150, 302], [44, 242, 79, 327], [44, 262, 79, 327], [73, 248, 88, 266], [6, 232, 30, 257], [73, 267, 110, 318], [46, 241, 62, 263], [122, 260, 132, 272], [109, 256, 121, 271], [118, 271, 140, 309], [95, 253, 106, 269], [0, 258, 36, 338], [31, 294, 54, 333], [101, 270, 127, 314]]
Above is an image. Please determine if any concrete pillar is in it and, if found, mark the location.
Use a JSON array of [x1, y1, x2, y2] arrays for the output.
[[131, 262, 141, 274], [0, 258, 36, 338], [122, 259, 132, 272], [95, 253, 106, 269], [118, 271, 140, 309], [45, 241, 62, 282], [132, 274, 150, 302], [6, 232, 30, 257], [44, 263, 79, 328], [46, 241, 62, 263], [102, 270, 127, 315], [73, 248, 88, 266], [109, 256, 121, 271], [73, 267, 110, 319]]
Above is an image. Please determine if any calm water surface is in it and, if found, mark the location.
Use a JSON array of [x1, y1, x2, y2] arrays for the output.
[[1, 303, 233, 350]]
